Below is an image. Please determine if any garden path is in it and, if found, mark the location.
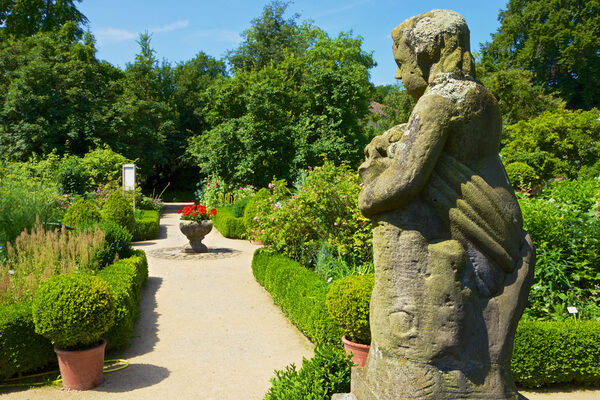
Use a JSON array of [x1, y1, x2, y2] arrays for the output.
[[2, 204, 600, 399], [2, 203, 314, 399]]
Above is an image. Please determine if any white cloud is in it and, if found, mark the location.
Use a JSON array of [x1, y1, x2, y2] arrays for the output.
[[95, 20, 190, 44], [150, 20, 189, 34], [188, 29, 242, 44]]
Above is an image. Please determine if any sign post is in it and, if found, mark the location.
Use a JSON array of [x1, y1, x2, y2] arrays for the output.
[[122, 164, 136, 210]]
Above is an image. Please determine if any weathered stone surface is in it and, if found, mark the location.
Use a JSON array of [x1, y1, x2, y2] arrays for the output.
[[352, 9, 535, 400]]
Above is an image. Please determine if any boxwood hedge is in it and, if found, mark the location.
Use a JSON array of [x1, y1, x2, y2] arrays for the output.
[[213, 206, 246, 239], [133, 210, 160, 241]]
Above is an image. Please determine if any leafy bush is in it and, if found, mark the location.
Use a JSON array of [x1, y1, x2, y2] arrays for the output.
[[1, 221, 105, 305], [61, 198, 101, 227], [95, 221, 133, 268], [132, 209, 160, 241], [56, 156, 89, 195], [32, 274, 115, 350], [231, 195, 251, 218], [0, 168, 64, 245], [505, 162, 540, 191], [265, 345, 353, 400], [254, 162, 372, 267], [512, 320, 600, 387], [101, 191, 135, 234], [326, 275, 374, 344], [80, 146, 132, 188], [243, 187, 273, 235], [252, 248, 343, 345], [314, 242, 374, 281], [519, 180, 600, 320], [97, 250, 148, 350], [212, 206, 246, 239], [501, 108, 600, 182], [0, 301, 56, 381]]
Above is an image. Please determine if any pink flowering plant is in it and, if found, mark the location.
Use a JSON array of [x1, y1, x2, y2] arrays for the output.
[[177, 204, 217, 222]]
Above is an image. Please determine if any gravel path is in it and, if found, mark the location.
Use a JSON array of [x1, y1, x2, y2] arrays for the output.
[[2, 203, 599, 399]]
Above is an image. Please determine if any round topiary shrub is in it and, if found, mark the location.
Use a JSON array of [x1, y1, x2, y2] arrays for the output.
[[505, 161, 540, 191], [95, 221, 133, 267], [101, 191, 135, 234], [243, 188, 271, 232], [32, 274, 115, 350], [326, 274, 374, 344], [62, 198, 102, 227]]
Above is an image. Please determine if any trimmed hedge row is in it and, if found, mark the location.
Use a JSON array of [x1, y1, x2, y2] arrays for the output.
[[0, 250, 148, 380], [251, 248, 342, 346], [133, 210, 160, 241], [512, 320, 600, 387], [213, 206, 246, 239], [252, 249, 600, 388]]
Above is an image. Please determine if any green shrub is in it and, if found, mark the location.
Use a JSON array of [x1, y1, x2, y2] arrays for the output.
[[326, 275, 374, 344], [505, 162, 540, 191], [61, 198, 101, 227], [243, 187, 272, 234], [32, 274, 115, 350], [80, 146, 131, 188], [252, 248, 343, 345], [232, 195, 251, 218], [265, 345, 353, 400], [95, 221, 133, 268], [512, 320, 600, 387], [101, 191, 135, 234], [314, 242, 374, 281], [56, 156, 89, 195], [212, 206, 246, 239], [97, 250, 148, 350], [0, 302, 56, 381], [133, 209, 160, 241]]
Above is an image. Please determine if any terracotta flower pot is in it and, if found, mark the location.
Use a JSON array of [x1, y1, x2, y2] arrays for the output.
[[179, 220, 213, 252], [342, 335, 370, 367], [54, 338, 106, 391]]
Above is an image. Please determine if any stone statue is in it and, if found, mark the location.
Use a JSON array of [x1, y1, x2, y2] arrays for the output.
[[347, 9, 535, 400]]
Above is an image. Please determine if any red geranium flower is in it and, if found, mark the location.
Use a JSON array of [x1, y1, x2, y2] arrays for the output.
[[210, 208, 217, 215]]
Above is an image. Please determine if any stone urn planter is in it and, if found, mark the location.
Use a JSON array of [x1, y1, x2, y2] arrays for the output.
[[342, 335, 370, 367], [180, 220, 213, 253], [55, 339, 107, 390]]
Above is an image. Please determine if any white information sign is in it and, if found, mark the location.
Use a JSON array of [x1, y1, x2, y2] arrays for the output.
[[567, 306, 578, 315], [122, 164, 136, 191]]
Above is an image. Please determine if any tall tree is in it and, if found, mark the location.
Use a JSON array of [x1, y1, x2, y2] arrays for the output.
[[480, 0, 600, 109], [0, 0, 87, 38]]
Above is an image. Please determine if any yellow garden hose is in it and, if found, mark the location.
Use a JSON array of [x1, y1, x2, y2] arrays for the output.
[[0, 359, 129, 389]]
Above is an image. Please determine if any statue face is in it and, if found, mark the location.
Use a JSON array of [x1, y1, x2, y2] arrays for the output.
[[393, 39, 427, 99]]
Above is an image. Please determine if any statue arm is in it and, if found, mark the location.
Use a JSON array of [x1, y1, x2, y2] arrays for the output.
[[359, 94, 455, 217]]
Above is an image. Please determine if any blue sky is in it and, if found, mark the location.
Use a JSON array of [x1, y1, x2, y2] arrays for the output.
[[79, 0, 508, 86]]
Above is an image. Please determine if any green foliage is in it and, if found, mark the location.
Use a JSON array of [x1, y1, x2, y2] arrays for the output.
[[80, 146, 132, 188], [0, 167, 64, 245], [479, 68, 565, 126], [520, 180, 600, 320], [512, 320, 600, 387], [0, 0, 87, 38], [504, 162, 540, 192], [97, 249, 148, 350], [252, 248, 343, 345], [265, 344, 353, 400], [314, 242, 374, 282], [480, 0, 600, 109], [243, 188, 272, 234], [56, 156, 89, 194], [501, 108, 600, 182], [61, 198, 101, 227], [326, 275, 374, 344], [253, 162, 372, 267], [231, 196, 251, 218], [0, 301, 55, 381], [96, 220, 133, 267], [32, 274, 115, 349], [132, 209, 160, 241], [101, 191, 135, 234], [212, 206, 246, 239]]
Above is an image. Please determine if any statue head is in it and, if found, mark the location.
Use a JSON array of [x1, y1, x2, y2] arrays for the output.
[[392, 9, 476, 99]]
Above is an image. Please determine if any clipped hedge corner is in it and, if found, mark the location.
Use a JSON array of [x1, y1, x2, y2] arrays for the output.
[[213, 206, 246, 239], [133, 209, 160, 241], [251, 248, 342, 346]]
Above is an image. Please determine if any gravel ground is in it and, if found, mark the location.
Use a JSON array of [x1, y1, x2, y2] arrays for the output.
[[1, 203, 598, 399]]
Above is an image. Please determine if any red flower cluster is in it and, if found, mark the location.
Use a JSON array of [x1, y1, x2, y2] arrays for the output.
[[177, 204, 217, 221]]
